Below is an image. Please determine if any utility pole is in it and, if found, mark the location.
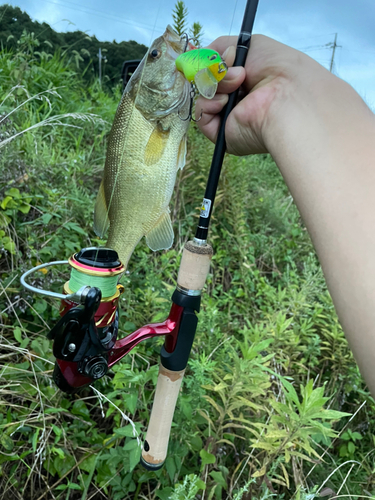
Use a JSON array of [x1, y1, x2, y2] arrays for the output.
[[97, 47, 102, 86], [329, 33, 341, 73]]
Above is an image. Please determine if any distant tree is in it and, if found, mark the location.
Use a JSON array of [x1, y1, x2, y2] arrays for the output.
[[0, 4, 147, 87], [172, 1, 188, 36], [189, 22, 204, 48]]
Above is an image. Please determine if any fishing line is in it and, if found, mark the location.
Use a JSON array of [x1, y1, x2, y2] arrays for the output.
[[67, 251, 124, 298], [149, 0, 163, 46], [92, 51, 152, 262], [95, 6, 235, 260], [99, 53, 149, 247], [229, 0, 240, 36], [99, 34, 191, 258], [69, 268, 118, 297]]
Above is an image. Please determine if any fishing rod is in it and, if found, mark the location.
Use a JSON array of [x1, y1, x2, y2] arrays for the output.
[[140, 0, 259, 469], [20, 0, 259, 472]]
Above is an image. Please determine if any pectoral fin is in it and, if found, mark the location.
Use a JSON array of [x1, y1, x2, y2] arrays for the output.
[[194, 68, 218, 99], [144, 126, 170, 166], [145, 211, 174, 251], [93, 181, 110, 237], [176, 135, 187, 171]]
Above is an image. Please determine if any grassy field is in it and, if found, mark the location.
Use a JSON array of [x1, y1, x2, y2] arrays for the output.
[[0, 36, 374, 500]]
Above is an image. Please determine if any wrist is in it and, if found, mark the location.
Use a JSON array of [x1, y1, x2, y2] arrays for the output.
[[264, 56, 338, 155]]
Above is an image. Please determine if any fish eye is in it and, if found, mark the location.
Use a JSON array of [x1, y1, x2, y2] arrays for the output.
[[150, 49, 161, 59], [209, 54, 217, 61]]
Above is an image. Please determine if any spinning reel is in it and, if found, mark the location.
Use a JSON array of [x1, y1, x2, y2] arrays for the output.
[[21, 247, 184, 394]]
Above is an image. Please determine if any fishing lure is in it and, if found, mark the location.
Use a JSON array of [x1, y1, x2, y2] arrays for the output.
[[175, 48, 228, 99]]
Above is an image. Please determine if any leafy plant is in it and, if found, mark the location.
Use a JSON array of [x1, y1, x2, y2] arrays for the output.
[[0, 29, 374, 500], [172, 1, 189, 36]]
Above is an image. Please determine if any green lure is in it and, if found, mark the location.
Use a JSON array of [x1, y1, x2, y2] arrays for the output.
[[175, 48, 228, 99]]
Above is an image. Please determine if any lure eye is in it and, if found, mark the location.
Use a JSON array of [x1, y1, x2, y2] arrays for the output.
[[209, 54, 217, 61], [150, 49, 161, 59]]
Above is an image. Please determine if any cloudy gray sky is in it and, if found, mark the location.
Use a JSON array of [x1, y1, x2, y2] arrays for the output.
[[7, 0, 375, 107]]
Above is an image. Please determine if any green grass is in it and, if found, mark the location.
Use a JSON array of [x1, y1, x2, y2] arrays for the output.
[[0, 36, 374, 500]]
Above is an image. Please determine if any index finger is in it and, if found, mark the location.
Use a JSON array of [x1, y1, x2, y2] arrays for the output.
[[207, 36, 238, 57]]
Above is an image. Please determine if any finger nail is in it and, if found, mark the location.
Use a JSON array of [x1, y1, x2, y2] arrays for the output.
[[213, 93, 228, 102], [227, 66, 243, 79], [222, 46, 235, 64]]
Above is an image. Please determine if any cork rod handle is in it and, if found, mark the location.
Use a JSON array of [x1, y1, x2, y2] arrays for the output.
[[140, 365, 185, 469], [177, 240, 213, 291], [140, 240, 213, 469]]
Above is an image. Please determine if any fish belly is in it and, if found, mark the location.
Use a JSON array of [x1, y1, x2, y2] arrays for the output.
[[103, 97, 186, 267]]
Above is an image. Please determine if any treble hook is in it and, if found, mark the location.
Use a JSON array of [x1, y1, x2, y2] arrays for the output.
[[192, 110, 203, 123], [181, 33, 189, 53], [178, 85, 203, 123], [178, 85, 195, 121]]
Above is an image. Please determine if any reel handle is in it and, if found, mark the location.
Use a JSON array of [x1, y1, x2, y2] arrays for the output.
[[141, 240, 213, 469]]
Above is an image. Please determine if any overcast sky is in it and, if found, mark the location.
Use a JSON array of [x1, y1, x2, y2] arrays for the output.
[[6, 0, 375, 107]]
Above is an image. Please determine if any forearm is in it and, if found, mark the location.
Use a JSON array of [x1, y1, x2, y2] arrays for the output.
[[266, 64, 375, 393]]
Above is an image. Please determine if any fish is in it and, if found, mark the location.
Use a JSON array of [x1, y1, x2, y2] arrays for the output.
[[175, 48, 228, 99], [94, 25, 191, 268]]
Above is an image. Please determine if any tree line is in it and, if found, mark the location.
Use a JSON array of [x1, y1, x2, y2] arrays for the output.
[[0, 2, 203, 88], [0, 4, 148, 86]]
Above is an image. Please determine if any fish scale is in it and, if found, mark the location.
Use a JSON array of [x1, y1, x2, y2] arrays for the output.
[[94, 26, 190, 268]]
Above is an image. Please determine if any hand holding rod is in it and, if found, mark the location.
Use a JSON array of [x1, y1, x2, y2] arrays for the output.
[[196, 0, 259, 242], [140, 0, 259, 470]]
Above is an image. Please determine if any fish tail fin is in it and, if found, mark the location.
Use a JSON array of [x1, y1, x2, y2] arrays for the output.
[[94, 181, 110, 238], [145, 211, 174, 251]]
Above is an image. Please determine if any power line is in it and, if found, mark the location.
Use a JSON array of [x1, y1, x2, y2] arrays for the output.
[[298, 47, 333, 52], [341, 47, 375, 55], [12, 0, 215, 48], [287, 32, 338, 44], [16, 0, 167, 39]]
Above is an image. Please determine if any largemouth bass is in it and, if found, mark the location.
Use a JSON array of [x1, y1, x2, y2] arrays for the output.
[[94, 25, 190, 267]]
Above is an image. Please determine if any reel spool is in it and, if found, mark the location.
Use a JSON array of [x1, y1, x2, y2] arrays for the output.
[[60, 247, 125, 331]]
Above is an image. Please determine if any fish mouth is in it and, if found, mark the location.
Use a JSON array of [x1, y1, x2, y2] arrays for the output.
[[163, 24, 185, 58], [164, 25, 182, 44]]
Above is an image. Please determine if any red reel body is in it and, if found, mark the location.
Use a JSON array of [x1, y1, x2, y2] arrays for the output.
[[50, 248, 182, 392]]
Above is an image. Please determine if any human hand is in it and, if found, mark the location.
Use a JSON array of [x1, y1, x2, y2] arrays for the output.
[[196, 35, 332, 156]]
